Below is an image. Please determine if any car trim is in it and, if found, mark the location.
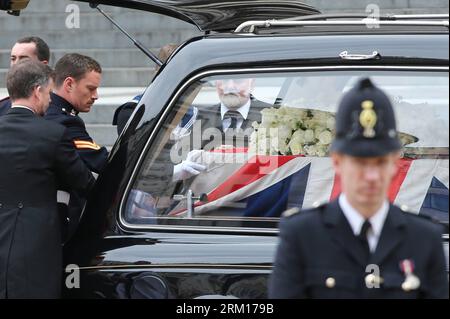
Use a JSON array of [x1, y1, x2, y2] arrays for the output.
[[119, 65, 449, 235], [77, 264, 273, 271], [235, 19, 450, 33]]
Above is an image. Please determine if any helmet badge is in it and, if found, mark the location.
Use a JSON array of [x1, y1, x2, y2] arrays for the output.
[[359, 100, 377, 138]]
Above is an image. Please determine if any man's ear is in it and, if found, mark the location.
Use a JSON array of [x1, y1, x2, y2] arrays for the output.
[[63, 77, 75, 92], [33, 85, 42, 99], [331, 152, 342, 176]]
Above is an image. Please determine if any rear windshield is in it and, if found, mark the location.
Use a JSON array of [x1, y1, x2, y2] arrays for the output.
[[124, 69, 449, 229]]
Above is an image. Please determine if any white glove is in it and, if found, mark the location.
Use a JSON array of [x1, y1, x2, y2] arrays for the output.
[[173, 150, 207, 181]]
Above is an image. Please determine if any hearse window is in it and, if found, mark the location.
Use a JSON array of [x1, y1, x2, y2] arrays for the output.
[[123, 70, 449, 229]]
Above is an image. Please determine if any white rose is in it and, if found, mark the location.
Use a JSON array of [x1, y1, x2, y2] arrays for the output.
[[261, 108, 278, 126], [318, 130, 333, 145], [304, 145, 315, 156], [314, 127, 325, 139], [257, 127, 269, 139], [326, 116, 335, 130], [271, 137, 288, 155], [267, 126, 290, 155], [278, 141, 289, 155], [304, 117, 319, 130], [278, 125, 293, 140], [258, 138, 271, 155], [249, 131, 258, 154], [304, 129, 315, 143], [285, 117, 301, 130], [316, 145, 328, 157], [290, 129, 306, 144], [288, 138, 304, 155]]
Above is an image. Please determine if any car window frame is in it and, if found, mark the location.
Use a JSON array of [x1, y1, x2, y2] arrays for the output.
[[118, 65, 449, 235]]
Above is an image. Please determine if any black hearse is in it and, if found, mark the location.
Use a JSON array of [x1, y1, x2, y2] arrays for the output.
[[2, 0, 448, 298]]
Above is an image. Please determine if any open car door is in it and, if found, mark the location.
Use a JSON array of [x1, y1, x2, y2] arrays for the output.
[[71, 0, 320, 32]]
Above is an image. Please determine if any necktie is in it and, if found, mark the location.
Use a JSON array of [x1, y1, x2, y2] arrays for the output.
[[358, 219, 372, 260], [224, 110, 242, 130]]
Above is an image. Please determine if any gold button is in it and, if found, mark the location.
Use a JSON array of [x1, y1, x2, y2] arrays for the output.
[[325, 277, 336, 288]]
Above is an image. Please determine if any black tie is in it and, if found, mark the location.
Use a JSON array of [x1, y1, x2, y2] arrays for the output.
[[224, 110, 242, 130], [358, 219, 372, 260]]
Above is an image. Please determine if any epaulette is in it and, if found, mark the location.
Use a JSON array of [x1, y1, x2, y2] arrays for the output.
[[312, 200, 327, 209], [61, 107, 78, 116], [398, 204, 437, 222], [73, 140, 102, 151], [282, 201, 329, 218], [282, 207, 301, 218]]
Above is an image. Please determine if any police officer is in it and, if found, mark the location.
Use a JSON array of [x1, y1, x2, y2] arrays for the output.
[[44, 53, 108, 241], [0, 36, 50, 116], [268, 78, 448, 299]]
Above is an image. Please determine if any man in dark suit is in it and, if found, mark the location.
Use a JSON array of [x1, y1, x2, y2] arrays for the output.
[[173, 78, 270, 180], [0, 60, 95, 298], [268, 78, 448, 299], [123, 78, 270, 219], [0, 36, 50, 116]]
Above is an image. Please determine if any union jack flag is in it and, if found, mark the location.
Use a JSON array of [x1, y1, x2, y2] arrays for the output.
[[172, 149, 448, 222]]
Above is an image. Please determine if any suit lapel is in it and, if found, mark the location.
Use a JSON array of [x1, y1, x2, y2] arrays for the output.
[[372, 205, 406, 265], [322, 200, 369, 267], [198, 104, 222, 131], [242, 99, 268, 130], [198, 104, 223, 149]]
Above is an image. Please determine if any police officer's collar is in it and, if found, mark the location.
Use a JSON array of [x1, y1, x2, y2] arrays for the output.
[[323, 199, 406, 230], [50, 92, 79, 116], [338, 194, 389, 238]]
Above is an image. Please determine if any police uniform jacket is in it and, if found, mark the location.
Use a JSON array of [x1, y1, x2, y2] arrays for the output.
[[45, 93, 109, 241], [268, 199, 449, 299], [45, 93, 108, 173], [0, 107, 95, 298]]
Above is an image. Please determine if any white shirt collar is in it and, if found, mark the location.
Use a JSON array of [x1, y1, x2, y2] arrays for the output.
[[220, 99, 251, 120], [11, 104, 36, 114], [338, 193, 389, 238]]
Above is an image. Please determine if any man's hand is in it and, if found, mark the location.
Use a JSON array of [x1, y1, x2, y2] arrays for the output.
[[173, 150, 208, 181]]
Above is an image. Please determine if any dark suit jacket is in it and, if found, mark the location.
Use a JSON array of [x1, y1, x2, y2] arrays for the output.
[[45, 93, 108, 174], [45, 93, 109, 242], [190, 98, 270, 150], [0, 107, 95, 298], [268, 199, 448, 299], [0, 97, 11, 116]]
